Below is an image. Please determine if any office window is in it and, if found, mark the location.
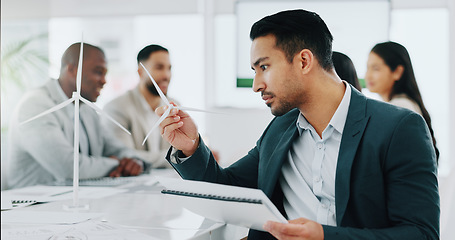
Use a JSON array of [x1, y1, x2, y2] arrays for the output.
[[48, 15, 205, 108], [390, 8, 450, 175], [1, 15, 206, 186]]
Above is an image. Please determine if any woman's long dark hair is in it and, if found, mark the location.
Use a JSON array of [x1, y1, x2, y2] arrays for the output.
[[371, 41, 439, 162], [332, 51, 361, 91]]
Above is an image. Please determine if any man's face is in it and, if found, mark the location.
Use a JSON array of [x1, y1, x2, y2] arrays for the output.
[[139, 51, 171, 96], [250, 35, 303, 116], [80, 49, 107, 102]]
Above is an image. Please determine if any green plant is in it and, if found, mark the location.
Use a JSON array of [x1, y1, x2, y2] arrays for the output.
[[1, 33, 49, 93]]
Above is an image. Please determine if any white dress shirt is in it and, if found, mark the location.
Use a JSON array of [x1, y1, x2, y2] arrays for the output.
[[280, 82, 351, 226]]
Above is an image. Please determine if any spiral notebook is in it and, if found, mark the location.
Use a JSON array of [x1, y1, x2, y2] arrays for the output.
[[157, 177, 287, 231]]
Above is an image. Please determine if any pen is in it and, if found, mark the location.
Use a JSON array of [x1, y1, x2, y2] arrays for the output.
[[50, 190, 73, 197]]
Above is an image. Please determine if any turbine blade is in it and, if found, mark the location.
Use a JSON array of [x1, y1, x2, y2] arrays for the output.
[[20, 97, 75, 125], [76, 35, 84, 94], [142, 106, 171, 146], [176, 106, 224, 115], [79, 97, 131, 135], [139, 62, 170, 105]]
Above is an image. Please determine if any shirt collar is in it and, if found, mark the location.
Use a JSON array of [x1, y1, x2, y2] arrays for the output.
[[296, 81, 351, 135], [52, 79, 75, 116], [296, 112, 310, 135], [329, 81, 351, 135], [54, 79, 70, 101]]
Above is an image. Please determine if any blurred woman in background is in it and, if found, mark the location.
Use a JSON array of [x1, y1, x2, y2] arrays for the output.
[[365, 41, 439, 161]]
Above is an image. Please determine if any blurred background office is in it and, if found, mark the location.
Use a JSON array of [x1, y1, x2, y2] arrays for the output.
[[1, 0, 454, 237]]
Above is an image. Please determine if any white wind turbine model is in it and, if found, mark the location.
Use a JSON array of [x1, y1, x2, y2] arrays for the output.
[[139, 62, 216, 145], [21, 37, 131, 209]]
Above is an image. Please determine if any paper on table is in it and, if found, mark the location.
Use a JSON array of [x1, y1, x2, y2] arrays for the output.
[[54, 175, 148, 187], [1, 195, 13, 210], [1, 185, 127, 205], [1, 220, 158, 240], [1, 211, 103, 224], [157, 177, 287, 231]]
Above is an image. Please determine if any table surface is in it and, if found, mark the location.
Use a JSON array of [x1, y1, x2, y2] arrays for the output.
[[1, 169, 248, 240]]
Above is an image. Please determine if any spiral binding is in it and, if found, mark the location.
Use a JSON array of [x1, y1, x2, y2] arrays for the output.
[[11, 200, 37, 204], [161, 189, 262, 204]]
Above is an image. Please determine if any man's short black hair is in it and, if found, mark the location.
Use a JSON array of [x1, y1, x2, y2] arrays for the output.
[[250, 9, 334, 71], [137, 44, 168, 64]]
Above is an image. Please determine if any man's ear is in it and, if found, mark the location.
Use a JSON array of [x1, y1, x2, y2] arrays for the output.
[[138, 67, 148, 82], [66, 63, 78, 77], [393, 65, 404, 81], [298, 49, 314, 74]]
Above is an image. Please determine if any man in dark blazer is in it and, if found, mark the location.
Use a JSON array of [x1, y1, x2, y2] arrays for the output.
[[156, 9, 439, 240]]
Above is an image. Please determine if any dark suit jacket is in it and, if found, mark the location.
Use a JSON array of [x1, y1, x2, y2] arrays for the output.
[[168, 86, 439, 240]]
